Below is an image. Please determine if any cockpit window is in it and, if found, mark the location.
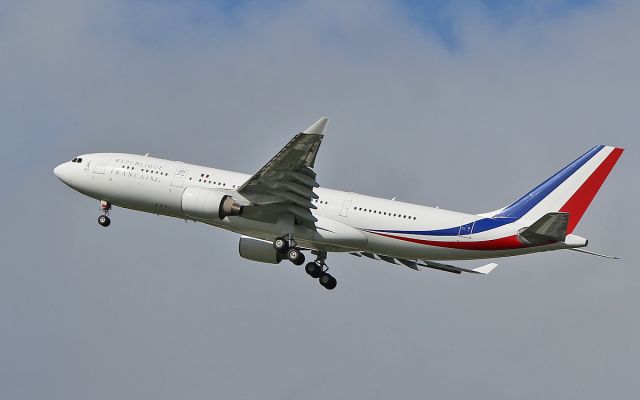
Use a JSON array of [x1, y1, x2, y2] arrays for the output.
[[77, 158, 82, 163], [72, 158, 78, 162]]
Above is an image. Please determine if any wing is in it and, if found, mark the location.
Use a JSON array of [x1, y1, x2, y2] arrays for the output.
[[237, 118, 328, 228], [350, 252, 498, 275]]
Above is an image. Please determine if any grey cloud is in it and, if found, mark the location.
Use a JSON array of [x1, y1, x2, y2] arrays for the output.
[[0, 0, 638, 399]]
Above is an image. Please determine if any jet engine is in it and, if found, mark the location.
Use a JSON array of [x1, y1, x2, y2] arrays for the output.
[[238, 236, 282, 264], [181, 187, 243, 220]]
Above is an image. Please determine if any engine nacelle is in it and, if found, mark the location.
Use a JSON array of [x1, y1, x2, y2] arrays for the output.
[[181, 187, 243, 220], [238, 236, 282, 264]]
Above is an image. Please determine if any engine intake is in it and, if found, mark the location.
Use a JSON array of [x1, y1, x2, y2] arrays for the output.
[[181, 187, 243, 220]]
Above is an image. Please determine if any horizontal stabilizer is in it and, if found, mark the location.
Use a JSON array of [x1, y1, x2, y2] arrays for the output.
[[519, 212, 569, 244], [471, 263, 499, 274], [569, 248, 620, 259], [418, 260, 498, 275]]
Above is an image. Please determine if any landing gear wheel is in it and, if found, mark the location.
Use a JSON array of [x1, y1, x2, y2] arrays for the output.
[[287, 248, 305, 266], [98, 215, 111, 227], [319, 273, 337, 290], [273, 237, 289, 252], [305, 262, 323, 278]]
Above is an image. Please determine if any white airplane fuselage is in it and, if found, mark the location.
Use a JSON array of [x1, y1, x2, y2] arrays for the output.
[[54, 152, 583, 261]]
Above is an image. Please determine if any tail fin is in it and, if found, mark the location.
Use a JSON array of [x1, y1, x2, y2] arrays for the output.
[[492, 145, 624, 233]]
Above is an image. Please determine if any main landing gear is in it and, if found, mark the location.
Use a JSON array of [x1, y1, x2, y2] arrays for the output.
[[306, 261, 337, 290], [273, 235, 305, 265], [98, 201, 111, 227], [306, 251, 337, 290], [273, 237, 337, 290]]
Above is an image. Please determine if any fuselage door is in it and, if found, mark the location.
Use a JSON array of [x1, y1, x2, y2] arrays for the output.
[[458, 218, 475, 239], [93, 157, 110, 174], [171, 168, 188, 188], [339, 198, 352, 217]]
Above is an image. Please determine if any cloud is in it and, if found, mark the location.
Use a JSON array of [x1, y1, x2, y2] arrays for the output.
[[0, 1, 638, 399]]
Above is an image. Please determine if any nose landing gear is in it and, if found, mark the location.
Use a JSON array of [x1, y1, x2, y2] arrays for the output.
[[98, 201, 111, 227]]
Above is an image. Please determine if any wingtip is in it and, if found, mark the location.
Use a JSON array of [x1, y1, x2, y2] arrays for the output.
[[303, 117, 328, 135], [473, 263, 498, 274]]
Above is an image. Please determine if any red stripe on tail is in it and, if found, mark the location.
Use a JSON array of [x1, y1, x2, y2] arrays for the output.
[[560, 147, 624, 233]]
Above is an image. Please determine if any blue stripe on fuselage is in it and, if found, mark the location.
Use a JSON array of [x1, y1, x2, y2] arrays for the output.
[[374, 145, 603, 237], [372, 217, 516, 236]]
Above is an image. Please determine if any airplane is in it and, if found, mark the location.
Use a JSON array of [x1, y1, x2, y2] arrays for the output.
[[54, 118, 624, 290]]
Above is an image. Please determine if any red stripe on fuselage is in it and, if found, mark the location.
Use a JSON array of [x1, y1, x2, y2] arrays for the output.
[[560, 147, 624, 233], [369, 231, 525, 250]]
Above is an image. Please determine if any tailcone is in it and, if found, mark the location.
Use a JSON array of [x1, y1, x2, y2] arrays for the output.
[[565, 234, 588, 248]]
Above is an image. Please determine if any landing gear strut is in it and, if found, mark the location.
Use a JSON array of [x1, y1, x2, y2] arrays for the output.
[[98, 201, 111, 227]]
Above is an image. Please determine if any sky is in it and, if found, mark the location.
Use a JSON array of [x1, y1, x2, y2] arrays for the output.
[[1, 0, 639, 399]]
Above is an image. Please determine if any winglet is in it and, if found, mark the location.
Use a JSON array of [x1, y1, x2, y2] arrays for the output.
[[472, 263, 498, 274], [303, 117, 328, 135]]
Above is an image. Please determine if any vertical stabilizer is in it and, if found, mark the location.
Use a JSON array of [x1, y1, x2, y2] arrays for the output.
[[491, 145, 623, 233]]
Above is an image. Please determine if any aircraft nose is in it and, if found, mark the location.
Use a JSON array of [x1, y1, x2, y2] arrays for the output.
[[54, 162, 70, 183], [53, 164, 62, 179]]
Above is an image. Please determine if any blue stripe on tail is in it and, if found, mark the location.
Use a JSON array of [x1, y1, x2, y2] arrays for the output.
[[494, 145, 603, 219]]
